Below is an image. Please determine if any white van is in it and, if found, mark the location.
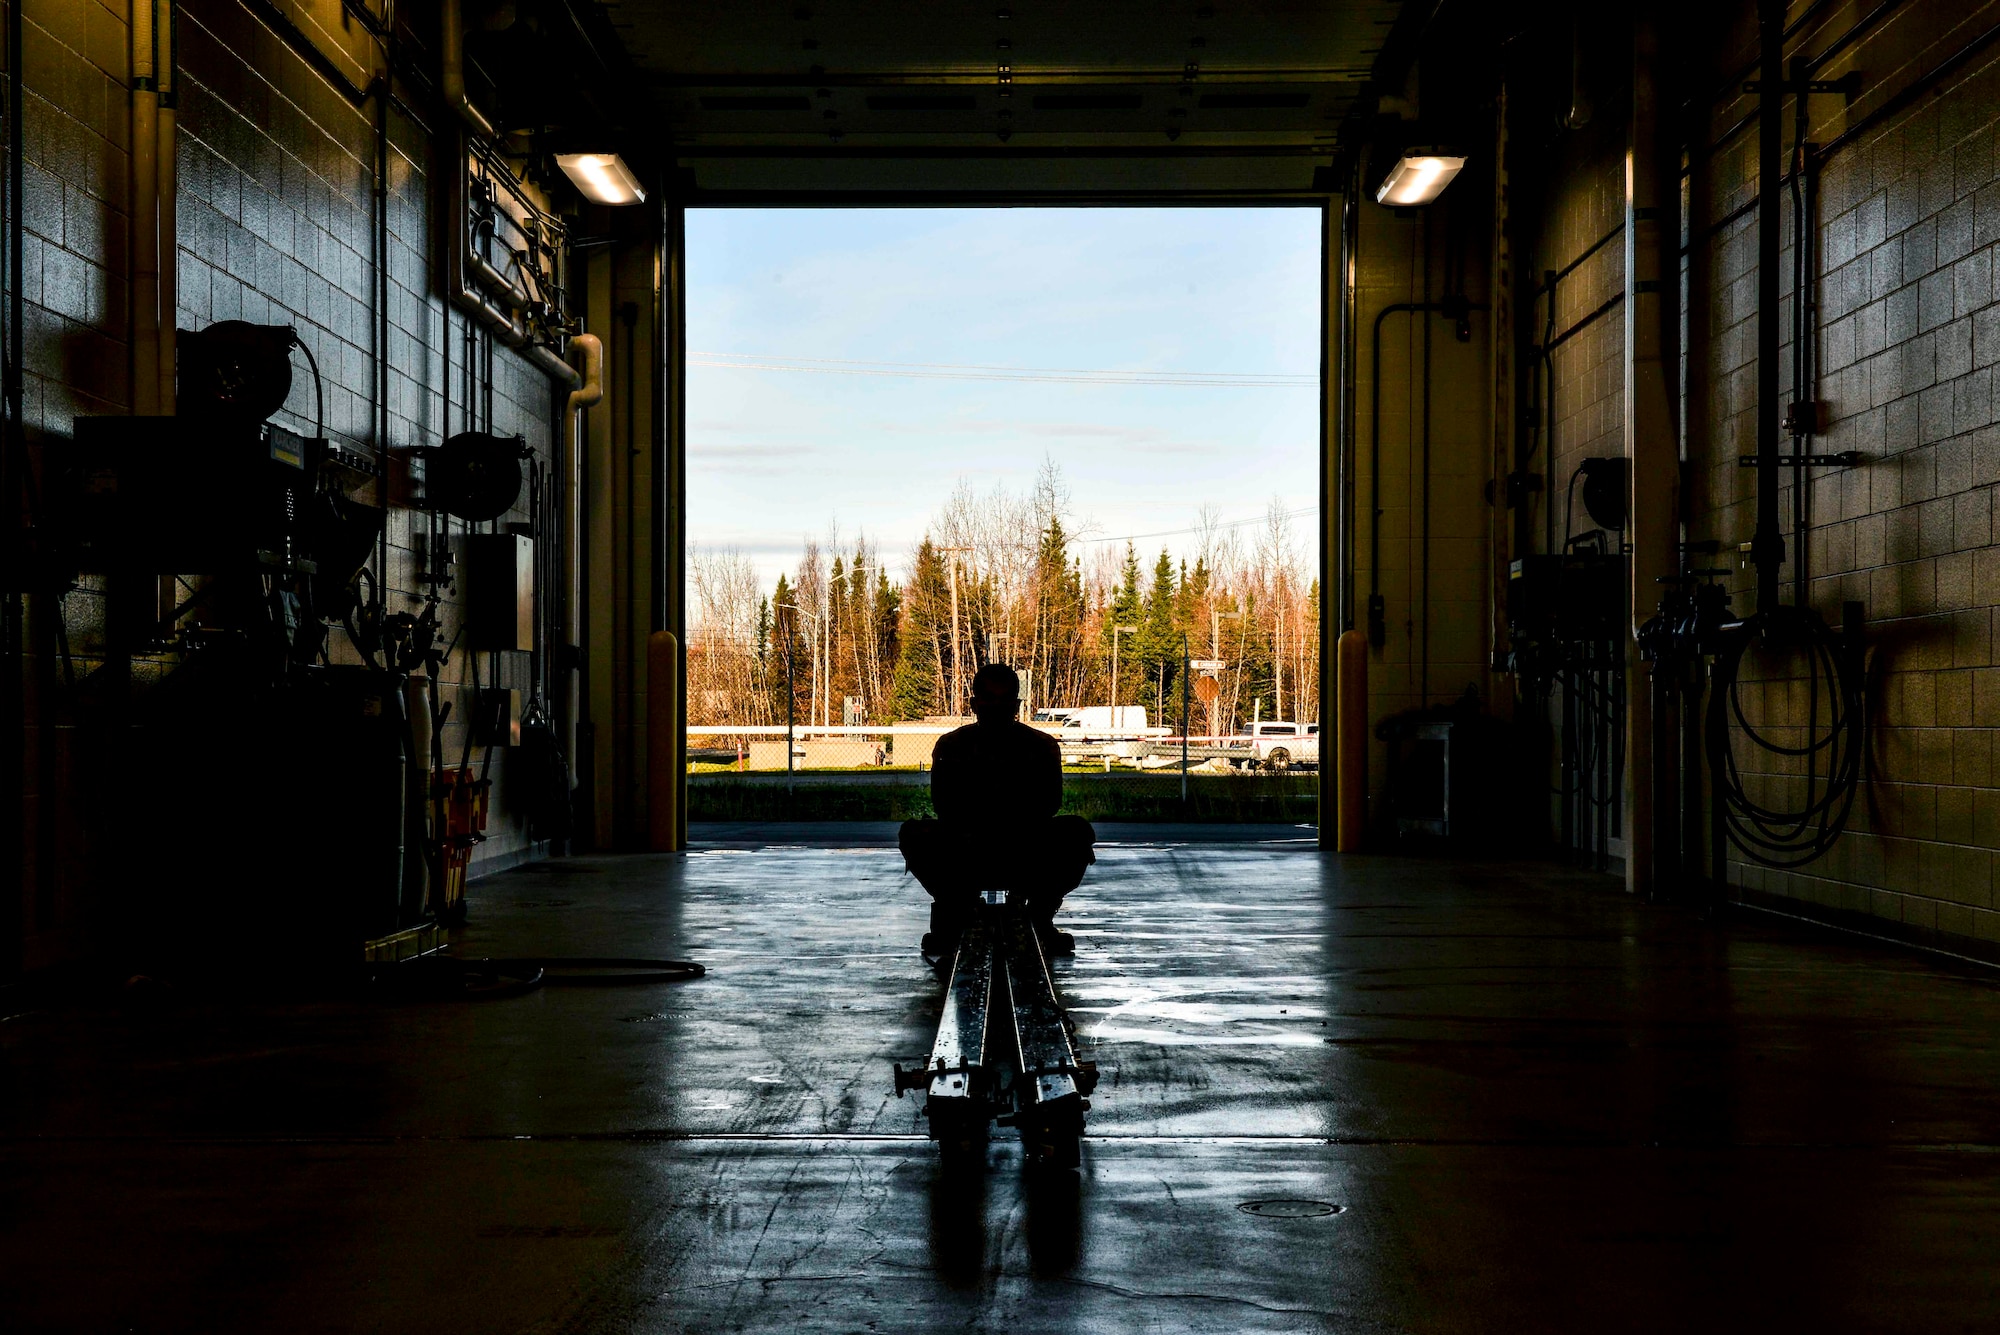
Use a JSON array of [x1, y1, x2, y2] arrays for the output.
[[1058, 706, 1149, 735]]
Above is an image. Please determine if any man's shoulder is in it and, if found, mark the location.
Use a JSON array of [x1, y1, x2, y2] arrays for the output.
[[935, 723, 979, 756], [1009, 721, 1059, 755]]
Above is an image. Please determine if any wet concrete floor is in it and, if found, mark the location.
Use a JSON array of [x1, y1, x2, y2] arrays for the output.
[[6, 830, 2000, 1331]]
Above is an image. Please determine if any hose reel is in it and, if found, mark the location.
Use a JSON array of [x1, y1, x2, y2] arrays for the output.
[[426, 431, 529, 521]]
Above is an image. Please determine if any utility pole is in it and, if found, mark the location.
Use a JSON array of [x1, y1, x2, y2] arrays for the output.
[[781, 601, 821, 783], [938, 545, 972, 715]]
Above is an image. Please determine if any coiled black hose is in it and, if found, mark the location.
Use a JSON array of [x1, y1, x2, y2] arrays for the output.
[[1706, 607, 1864, 868]]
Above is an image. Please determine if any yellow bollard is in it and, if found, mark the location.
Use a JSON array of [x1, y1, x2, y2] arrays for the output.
[[647, 630, 681, 852], [1336, 628, 1368, 852]]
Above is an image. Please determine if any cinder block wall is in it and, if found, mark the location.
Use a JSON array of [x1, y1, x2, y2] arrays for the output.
[[1350, 183, 1494, 811], [11, 0, 568, 968], [1512, 88, 1634, 859], [1519, 0, 2000, 947]]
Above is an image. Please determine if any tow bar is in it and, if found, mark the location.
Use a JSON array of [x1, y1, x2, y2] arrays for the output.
[[893, 891, 1098, 1169]]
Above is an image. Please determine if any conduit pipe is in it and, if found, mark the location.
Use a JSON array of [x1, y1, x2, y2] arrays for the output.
[[1488, 84, 1514, 717], [562, 333, 604, 786], [1366, 298, 1484, 652], [1337, 186, 1358, 634], [130, 0, 160, 415], [156, 0, 176, 413], [439, 0, 496, 140], [1751, 0, 1786, 611]]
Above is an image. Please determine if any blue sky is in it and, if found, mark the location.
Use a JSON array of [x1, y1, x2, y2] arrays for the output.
[[685, 208, 1322, 588]]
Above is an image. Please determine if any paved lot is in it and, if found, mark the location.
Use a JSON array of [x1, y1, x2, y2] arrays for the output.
[[6, 834, 2000, 1331]]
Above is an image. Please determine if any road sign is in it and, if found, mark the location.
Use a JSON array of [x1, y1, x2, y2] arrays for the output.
[[1189, 659, 1226, 671], [1193, 676, 1221, 704]]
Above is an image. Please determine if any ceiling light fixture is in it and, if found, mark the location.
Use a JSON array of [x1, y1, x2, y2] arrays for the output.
[[1374, 150, 1465, 207], [556, 153, 647, 206]]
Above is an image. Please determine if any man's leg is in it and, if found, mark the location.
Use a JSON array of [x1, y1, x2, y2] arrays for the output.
[[900, 818, 975, 951], [1019, 815, 1096, 949]]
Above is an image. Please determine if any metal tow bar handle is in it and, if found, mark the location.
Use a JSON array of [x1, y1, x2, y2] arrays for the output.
[[895, 895, 1094, 1168]]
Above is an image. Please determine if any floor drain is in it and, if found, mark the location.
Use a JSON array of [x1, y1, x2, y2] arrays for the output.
[[1238, 1199, 1344, 1218]]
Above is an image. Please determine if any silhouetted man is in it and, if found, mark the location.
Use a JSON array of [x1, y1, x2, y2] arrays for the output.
[[900, 664, 1095, 956]]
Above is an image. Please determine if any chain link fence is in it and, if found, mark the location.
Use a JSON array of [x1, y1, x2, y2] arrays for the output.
[[688, 725, 1319, 776]]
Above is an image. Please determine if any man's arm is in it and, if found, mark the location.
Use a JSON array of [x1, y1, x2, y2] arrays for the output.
[[1033, 728, 1062, 820], [930, 730, 966, 823]]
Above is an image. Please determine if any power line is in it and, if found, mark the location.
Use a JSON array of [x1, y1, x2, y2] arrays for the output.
[[1080, 505, 1319, 546], [688, 350, 1317, 389]]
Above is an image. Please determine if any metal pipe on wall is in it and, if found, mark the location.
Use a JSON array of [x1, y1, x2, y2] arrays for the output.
[[130, 0, 160, 416], [442, 173, 580, 387], [582, 244, 616, 848], [1337, 186, 1358, 636], [156, 0, 176, 412], [1488, 84, 1515, 720], [2, 0, 25, 980], [1368, 297, 1484, 655], [1752, 0, 1786, 611], [563, 331, 603, 800], [439, 0, 496, 140]]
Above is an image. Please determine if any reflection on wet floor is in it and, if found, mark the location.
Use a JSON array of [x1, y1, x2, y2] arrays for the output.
[[7, 835, 2000, 1331]]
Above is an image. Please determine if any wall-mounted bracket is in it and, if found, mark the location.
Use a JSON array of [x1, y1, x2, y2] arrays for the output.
[[1736, 451, 1866, 468]]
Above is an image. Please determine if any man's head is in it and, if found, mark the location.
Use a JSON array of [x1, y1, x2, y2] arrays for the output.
[[969, 663, 1021, 725]]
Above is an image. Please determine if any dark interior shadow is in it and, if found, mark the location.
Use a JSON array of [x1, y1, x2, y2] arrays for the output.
[[1022, 1162, 1083, 1277], [926, 1156, 989, 1290]]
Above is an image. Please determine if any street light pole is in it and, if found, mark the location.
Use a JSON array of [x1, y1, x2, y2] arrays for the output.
[[780, 601, 822, 791]]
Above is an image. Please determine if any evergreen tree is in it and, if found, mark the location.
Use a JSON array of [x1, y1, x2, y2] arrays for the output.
[[1102, 543, 1145, 709], [874, 567, 902, 721], [771, 573, 808, 722], [890, 539, 948, 720], [752, 596, 773, 724], [1033, 516, 1086, 710], [1138, 547, 1180, 721]]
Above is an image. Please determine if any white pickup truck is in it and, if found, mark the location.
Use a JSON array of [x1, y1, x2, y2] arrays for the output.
[[1245, 721, 1318, 770]]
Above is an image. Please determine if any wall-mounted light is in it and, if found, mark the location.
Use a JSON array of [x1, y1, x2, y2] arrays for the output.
[[1374, 150, 1465, 207], [556, 153, 647, 206]]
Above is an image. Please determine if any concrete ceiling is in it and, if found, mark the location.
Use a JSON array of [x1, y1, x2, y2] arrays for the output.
[[597, 0, 1409, 200]]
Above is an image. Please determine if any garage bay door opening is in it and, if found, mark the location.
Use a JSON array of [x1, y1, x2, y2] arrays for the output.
[[682, 207, 1323, 825]]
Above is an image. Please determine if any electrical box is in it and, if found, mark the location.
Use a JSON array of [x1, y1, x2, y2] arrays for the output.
[[465, 533, 534, 652], [1507, 553, 1626, 646]]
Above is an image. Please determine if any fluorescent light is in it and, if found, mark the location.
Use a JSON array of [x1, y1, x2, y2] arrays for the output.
[[1374, 152, 1466, 207], [556, 153, 647, 206]]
